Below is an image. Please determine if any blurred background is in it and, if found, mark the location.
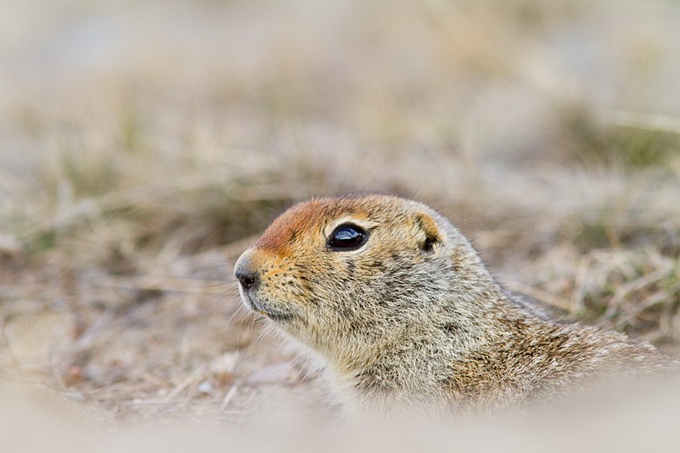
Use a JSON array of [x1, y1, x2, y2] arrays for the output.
[[1, 0, 679, 424]]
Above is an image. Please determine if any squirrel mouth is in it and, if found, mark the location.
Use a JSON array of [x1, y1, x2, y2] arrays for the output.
[[242, 292, 294, 322]]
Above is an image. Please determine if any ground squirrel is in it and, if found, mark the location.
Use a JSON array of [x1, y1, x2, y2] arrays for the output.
[[234, 194, 677, 414]]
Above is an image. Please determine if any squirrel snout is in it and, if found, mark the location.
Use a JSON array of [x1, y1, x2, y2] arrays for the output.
[[234, 254, 260, 290]]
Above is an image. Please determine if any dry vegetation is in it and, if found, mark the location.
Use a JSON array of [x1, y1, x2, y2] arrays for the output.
[[1, 0, 680, 446]]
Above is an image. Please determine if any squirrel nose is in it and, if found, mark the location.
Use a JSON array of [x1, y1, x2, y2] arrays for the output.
[[234, 255, 259, 290]]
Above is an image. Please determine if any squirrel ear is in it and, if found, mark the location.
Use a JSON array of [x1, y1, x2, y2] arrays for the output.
[[414, 213, 441, 253]]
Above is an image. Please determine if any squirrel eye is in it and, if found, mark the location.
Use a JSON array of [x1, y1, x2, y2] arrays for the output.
[[328, 223, 368, 251]]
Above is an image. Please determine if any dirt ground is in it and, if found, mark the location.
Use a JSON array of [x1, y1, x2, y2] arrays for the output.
[[1, 0, 679, 442]]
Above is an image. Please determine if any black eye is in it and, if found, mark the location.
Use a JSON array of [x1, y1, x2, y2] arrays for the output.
[[328, 223, 368, 251]]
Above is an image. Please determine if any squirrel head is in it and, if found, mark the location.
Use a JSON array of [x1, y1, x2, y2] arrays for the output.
[[234, 194, 495, 363]]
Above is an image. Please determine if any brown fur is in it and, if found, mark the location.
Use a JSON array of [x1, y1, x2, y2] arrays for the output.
[[234, 194, 677, 414]]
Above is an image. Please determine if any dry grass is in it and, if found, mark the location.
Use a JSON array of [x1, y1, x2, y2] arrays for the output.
[[1, 0, 680, 441]]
